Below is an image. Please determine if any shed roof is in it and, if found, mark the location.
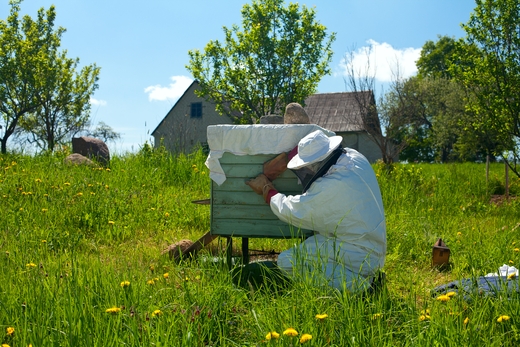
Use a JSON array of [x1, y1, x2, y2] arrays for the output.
[[304, 91, 375, 133]]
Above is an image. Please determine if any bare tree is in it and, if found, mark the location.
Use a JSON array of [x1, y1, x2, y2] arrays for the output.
[[342, 47, 400, 164]]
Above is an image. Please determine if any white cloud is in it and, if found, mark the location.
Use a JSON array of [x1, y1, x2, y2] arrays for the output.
[[144, 75, 193, 102], [90, 98, 107, 106], [340, 39, 421, 82]]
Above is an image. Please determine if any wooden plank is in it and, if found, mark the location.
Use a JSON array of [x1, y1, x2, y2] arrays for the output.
[[211, 219, 312, 238], [212, 177, 304, 192], [212, 204, 279, 220], [218, 152, 275, 164]]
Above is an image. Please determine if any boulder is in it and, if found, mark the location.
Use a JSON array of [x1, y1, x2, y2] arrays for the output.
[[64, 153, 96, 166], [72, 136, 110, 166], [284, 102, 310, 124], [162, 239, 195, 260]]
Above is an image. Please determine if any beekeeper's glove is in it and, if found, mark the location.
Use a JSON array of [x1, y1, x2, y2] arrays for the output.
[[245, 174, 275, 202], [263, 152, 288, 181]]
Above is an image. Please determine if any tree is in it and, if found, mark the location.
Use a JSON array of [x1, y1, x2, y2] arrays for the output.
[[453, 0, 520, 176], [186, 0, 335, 124], [0, 1, 61, 154], [89, 121, 121, 143], [21, 49, 100, 151]]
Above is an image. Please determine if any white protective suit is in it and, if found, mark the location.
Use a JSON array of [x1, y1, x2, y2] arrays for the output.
[[270, 147, 386, 292]]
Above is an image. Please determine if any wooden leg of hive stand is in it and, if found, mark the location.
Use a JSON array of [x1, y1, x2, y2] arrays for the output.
[[242, 237, 249, 265], [225, 236, 232, 270]]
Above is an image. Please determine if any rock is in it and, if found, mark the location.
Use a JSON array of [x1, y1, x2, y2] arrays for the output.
[[72, 136, 110, 166], [162, 239, 195, 260], [260, 114, 284, 124], [284, 103, 310, 124], [64, 153, 96, 166]]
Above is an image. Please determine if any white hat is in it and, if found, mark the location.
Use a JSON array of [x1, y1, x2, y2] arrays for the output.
[[287, 130, 343, 170]]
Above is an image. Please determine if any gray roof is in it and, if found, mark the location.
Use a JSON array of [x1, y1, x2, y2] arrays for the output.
[[304, 91, 374, 133]]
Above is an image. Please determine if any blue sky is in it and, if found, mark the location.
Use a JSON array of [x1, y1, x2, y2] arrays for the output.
[[1, 0, 477, 153]]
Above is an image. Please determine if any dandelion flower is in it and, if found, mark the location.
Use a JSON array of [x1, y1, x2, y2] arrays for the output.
[[372, 313, 383, 320], [464, 317, 469, 325], [2, 344, 10, 347], [105, 307, 121, 314], [457, 232, 462, 236], [446, 291, 457, 297], [283, 328, 298, 337], [147, 279, 155, 285], [436, 294, 450, 302], [164, 212, 170, 218], [515, 248, 520, 253], [105, 168, 111, 172], [265, 331, 280, 340], [299, 334, 312, 343], [64, 182, 70, 186], [315, 313, 328, 320], [163, 273, 169, 279], [26, 263, 36, 268], [507, 273, 516, 280], [192, 164, 197, 168], [151, 309, 162, 317], [420, 309, 431, 315], [120, 281, 130, 288], [41, 240, 46, 243], [419, 315, 431, 321], [41, 208, 48, 213], [108, 221, 115, 225], [497, 315, 510, 323], [193, 168, 199, 173], [6, 327, 14, 335], [509, 260, 514, 264], [77, 192, 83, 197]]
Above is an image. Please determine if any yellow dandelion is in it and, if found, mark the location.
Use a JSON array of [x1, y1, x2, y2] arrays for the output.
[[513, 241, 517, 246], [147, 279, 155, 285], [497, 315, 511, 323], [372, 313, 383, 320], [105, 168, 111, 172], [120, 281, 130, 288], [420, 309, 431, 315], [446, 291, 457, 297], [88, 184, 93, 187], [19, 208, 23, 211], [283, 328, 298, 337], [64, 182, 70, 186], [507, 273, 516, 280], [41, 240, 46, 243], [514, 248, 520, 253], [419, 315, 431, 321], [163, 273, 169, 279], [26, 263, 36, 268], [464, 317, 469, 325], [41, 208, 48, 213], [201, 171, 206, 175], [193, 168, 199, 173], [510, 260, 514, 264], [164, 212, 170, 218], [105, 185, 109, 189], [265, 331, 280, 340], [108, 221, 115, 225], [90, 192, 95, 195], [6, 327, 14, 335], [457, 232, 462, 236], [436, 294, 450, 302], [105, 307, 121, 314], [192, 164, 197, 168], [2, 344, 10, 347], [43, 194, 48, 197], [149, 265, 155, 271], [77, 192, 83, 197], [315, 313, 328, 320], [151, 309, 162, 317], [300, 334, 312, 344]]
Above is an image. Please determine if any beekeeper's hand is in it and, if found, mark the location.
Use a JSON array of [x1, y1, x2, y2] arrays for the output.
[[263, 152, 288, 180], [245, 174, 273, 195]]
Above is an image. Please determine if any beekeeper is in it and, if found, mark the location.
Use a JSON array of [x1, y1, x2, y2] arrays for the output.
[[246, 130, 386, 292]]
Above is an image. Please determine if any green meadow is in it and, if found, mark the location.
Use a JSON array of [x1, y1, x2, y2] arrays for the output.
[[1, 145, 520, 346]]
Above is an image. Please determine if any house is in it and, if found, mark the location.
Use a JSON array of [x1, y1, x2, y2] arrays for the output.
[[151, 81, 383, 162]]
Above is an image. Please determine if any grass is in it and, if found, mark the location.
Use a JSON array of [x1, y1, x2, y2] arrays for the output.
[[1, 145, 520, 346]]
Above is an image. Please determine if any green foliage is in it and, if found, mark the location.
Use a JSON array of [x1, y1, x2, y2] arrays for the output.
[[453, 0, 520, 176], [186, 0, 336, 124], [0, 1, 100, 154], [2, 150, 520, 345]]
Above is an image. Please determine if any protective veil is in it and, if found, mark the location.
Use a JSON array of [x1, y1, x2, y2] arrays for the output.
[[270, 148, 386, 292]]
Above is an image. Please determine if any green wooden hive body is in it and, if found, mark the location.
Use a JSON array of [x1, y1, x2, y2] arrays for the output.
[[210, 152, 313, 239]]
